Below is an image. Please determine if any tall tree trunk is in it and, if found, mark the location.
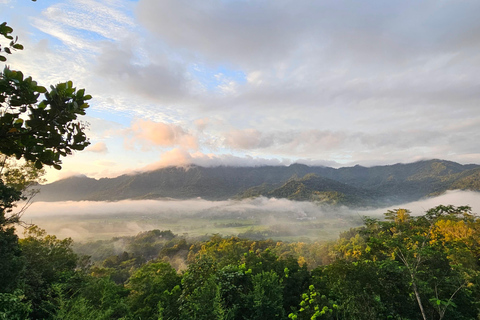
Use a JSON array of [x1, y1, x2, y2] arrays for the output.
[[411, 278, 427, 320]]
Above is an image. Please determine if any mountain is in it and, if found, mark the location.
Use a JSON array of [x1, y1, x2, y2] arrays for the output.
[[36, 165, 322, 201], [237, 173, 378, 206], [35, 159, 480, 207]]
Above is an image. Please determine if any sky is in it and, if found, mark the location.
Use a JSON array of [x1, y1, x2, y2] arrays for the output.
[[2, 0, 480, 182]]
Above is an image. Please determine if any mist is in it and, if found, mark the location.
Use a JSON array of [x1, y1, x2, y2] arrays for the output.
[[20, 190, 480, 242]]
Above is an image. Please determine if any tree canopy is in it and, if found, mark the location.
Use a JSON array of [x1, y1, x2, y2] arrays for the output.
[[0, 22, 91, 170]]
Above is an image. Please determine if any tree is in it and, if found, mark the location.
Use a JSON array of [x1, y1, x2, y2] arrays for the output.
[[180, 275, 224, 320], [0, 22, 23, 62], [0, 225, 24, 293], [0, 12, 92, 319], [0, 66, 91, 170], [249, 271, 285, 320], [178, 256, 221, 319], [362, 206, 480, 320], [126, 261, 181, 320], [288, 285, 337, 320], [18, 226, 79, 319], [54, 276, 130, 320], [0, 289, 32, 320], [0, 16, 91, 223]]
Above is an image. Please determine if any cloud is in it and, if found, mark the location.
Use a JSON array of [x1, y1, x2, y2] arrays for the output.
[[367, 190, 480, 217], [224, 129, 272, 150], [194, 118, 209, 132], [136, 0, 306, 68], [33, 0, 135, 47], [140, 148, 294, 171], [221, 128, 447, 155], [7, 0, 480, 170], [141, 148, 193, 170], [134, 0, 480, 131], [94, 40, 191, 103], [136, 1, 480, 69], [86, 142, 108, 153], [125, 119, 198, 150], [22, 191, 480, 240], [223, 129, 349, 152]]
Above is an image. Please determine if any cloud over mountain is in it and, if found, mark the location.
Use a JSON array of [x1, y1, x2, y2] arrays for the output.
[[4, 0, 480, 181]]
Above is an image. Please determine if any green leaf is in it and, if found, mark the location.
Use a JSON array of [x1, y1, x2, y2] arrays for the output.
[[36, 86, 47, 93], [56, 82, 66, 91], [0, 55, 6, 62], [14, 70, 24, 81]]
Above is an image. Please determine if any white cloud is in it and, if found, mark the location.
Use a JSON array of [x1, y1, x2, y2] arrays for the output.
[[224, 129, 271, 150], [26, 191, 480, 218], [33, 0, 135, 44]]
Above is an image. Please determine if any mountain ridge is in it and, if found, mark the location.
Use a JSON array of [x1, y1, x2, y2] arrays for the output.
[[35, 159, 480, 207]]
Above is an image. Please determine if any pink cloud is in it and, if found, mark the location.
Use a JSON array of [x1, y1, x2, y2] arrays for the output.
[[125, 119, 198, 150], [86, 142, 108, 153], [141, 148, 193, 171]]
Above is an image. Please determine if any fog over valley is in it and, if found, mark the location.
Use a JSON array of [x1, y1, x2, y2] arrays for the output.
[[21, 190, 480, 242]]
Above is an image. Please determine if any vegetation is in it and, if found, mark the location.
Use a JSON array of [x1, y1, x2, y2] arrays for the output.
[[1, 205, 480, 319]]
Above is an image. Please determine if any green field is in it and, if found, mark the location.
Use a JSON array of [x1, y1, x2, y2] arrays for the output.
[[23, 207, 367, 242]]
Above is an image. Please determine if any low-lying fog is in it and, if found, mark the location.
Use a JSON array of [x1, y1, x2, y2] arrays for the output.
[[19, 190, 480, 242]]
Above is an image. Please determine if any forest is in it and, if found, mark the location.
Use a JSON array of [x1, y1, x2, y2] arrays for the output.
[[1, 205, 480, 319]]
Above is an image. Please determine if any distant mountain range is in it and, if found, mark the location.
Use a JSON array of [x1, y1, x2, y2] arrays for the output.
[[35, 159, 480, 207]]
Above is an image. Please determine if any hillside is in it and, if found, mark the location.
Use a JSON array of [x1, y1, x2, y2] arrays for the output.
[[237, 173, 378, 206], [35, 159, 480, 207]]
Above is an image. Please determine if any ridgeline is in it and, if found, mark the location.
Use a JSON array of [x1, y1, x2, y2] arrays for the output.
[[36, 159, 480, 207]]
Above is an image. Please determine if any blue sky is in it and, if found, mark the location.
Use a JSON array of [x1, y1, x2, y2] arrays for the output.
[[2, 0, 480, 182]]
